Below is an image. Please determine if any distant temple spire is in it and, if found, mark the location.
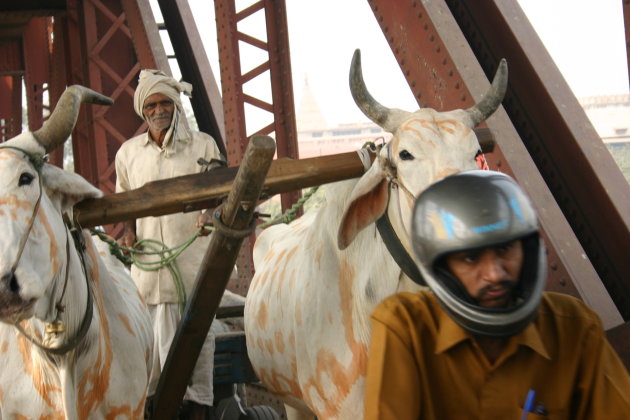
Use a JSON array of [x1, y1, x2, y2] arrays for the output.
[[296, 73, 327, 131]]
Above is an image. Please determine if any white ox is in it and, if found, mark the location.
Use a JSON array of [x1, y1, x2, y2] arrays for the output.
[[0, 86, 152, 419], [244, 50, 507, 419]]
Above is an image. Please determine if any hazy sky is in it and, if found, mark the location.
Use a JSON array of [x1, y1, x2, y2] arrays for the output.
[[162, 0, 628, 130]]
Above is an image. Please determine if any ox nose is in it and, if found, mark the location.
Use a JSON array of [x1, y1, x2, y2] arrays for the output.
[[1, 272, 19, 293]]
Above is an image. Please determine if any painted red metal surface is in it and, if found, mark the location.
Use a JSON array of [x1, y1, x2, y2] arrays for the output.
[[0, 40, 22, 74], [214, 0, 301, 290], [23, 17, 50, 133], [59, 0, 168, 236], [263, 0, 300, 212], [0, 75, 22, 141]]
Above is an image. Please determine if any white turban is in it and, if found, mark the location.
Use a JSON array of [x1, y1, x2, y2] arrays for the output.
[[133, 69, 193, 119]]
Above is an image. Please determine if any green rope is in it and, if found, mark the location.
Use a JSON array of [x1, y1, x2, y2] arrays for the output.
[[259, 186, 319, 228], [91, 226, 213, 314]]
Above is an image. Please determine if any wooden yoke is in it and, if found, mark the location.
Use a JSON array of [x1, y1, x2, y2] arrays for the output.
[[73, 127, 493, 229], [151, 134, 276, 419], [74, 150, 373, 228]]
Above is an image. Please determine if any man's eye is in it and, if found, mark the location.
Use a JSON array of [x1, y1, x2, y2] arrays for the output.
[[496, 242, 516, 254]]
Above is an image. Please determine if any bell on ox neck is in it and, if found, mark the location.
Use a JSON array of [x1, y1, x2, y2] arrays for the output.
[[46, 320, 65, 335]]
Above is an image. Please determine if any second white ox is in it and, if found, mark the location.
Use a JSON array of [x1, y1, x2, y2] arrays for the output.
[[0, 86, 153, 419], [244, 50, 508, 419]]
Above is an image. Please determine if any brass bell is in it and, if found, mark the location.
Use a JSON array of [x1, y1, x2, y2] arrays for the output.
[[45, 320, 65, 335]]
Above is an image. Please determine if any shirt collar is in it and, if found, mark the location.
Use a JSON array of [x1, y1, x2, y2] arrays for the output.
[[511, 321, 550, 359], [435, 308, 470, 354], [434, 308, 550, 360]]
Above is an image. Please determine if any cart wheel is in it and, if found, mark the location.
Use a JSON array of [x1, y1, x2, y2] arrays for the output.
[[216, 397, 242, 420], [239, 405, 281, 420]]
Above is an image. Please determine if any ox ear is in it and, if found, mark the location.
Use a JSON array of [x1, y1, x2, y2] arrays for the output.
[[337, 163, 389, 250], [41, 164, 104, 211]]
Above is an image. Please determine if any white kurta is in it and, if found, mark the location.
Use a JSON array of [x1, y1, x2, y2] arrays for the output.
[[115, 128, 221, 305]]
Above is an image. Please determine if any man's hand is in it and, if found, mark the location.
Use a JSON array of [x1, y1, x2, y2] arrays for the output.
[[197, 211, 214, 236], [117, 222, 137, 254]]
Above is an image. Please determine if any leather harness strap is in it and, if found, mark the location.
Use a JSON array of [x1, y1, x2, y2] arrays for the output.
[[376, 210, 426, 286]]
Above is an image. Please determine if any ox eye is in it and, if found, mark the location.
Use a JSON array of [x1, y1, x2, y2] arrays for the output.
[[399, 150, 414, 161], [18, 172, 34, 186]]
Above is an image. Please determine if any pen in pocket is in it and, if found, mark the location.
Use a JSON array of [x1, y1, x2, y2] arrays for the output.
[[520, 389, 536, 420]]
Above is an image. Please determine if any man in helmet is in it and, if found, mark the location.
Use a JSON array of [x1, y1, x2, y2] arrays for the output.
[[364, 170, 630, 419]]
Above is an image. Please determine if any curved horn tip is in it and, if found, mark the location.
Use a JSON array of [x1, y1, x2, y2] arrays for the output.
[[349, 48, 395, 128], [494, 59, 508, 84], [465, 59, 509, 127], [492, 59, 508, 91], [68, 84, 114, 107], [33, 84, 113, 153], [350, 49, 361, 79]]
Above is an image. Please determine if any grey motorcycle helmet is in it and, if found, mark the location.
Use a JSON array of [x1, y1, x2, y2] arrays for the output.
[[411, 170, 546, 337]]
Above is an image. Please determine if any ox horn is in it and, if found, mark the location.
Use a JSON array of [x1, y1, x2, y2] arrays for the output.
[[466, 59, 508, 127], [349, 49, 396, 130], [33, 85, 114, 153]]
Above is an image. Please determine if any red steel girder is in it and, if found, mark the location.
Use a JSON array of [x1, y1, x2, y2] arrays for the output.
[[58, 0, 168, 236], [22, 17, 66, 166], [214, 0, 299, 179], [23, 17, 50, 133], [367, 0, 623, 329], [263, 0, 301, 212], [121, 0, 170, 74], [0, 2, 67, 15], [0, 40, 23, 74], [214, 0, 257, 292], [0, 76, 22, 141], [215, 0, 300, 291], [215, 0, 247, 165], [63, 0, 167, 190], [62, 0, 113, 193]]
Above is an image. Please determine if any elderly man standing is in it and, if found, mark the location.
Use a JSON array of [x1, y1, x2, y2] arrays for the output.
[[115, 69, 223, 420]]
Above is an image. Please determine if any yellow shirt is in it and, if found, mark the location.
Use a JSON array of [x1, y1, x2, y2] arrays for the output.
[[115, 128, 221, 304], [365, 291, 630, 420]]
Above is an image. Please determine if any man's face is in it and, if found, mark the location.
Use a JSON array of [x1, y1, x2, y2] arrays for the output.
[[445, 240, 524, 308], [143, 93, 174, 132]]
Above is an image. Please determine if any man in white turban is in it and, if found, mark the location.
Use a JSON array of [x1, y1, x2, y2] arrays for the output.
[[115, 69, 223, 419]]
